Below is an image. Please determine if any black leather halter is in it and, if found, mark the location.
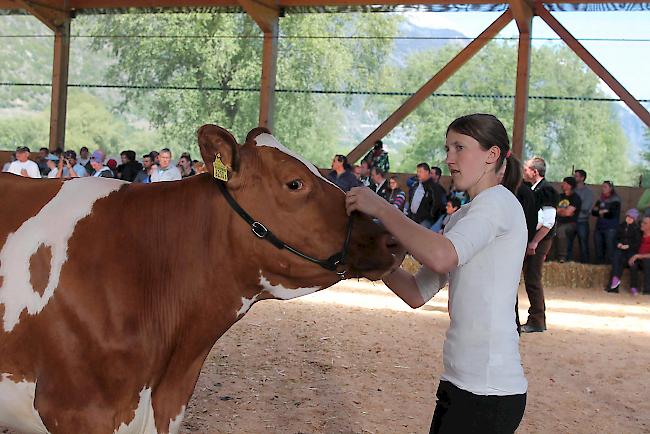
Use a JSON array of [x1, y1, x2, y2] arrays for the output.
[[215, 180, 353, 276]]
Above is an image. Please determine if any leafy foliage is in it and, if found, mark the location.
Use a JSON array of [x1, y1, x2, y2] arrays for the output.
[[0, 90, 157, 155], [85, 12, 401, 165], [0, 14, 643, 186], [377, 42, 634, 185]]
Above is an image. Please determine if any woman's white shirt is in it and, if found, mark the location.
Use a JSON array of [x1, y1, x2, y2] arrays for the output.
[[415, 185, 528, 396]]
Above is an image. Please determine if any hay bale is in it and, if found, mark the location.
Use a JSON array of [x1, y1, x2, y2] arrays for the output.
[[401, 255, 422, 275], [541, 261, 611, 289], [401, 255, 612, 290]]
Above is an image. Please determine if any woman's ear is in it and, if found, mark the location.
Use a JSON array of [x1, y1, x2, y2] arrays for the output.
[[486, 145, 501, 165]]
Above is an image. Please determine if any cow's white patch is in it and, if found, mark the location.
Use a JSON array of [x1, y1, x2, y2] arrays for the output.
[[114, 387, 157, 434], [167, 405, 185, 434], [0, 373, 49, 434], [254, 133, 341, 190], [259, 274, 321, 300], [236, 294, 260, 317], [0, 177, 126, 332]]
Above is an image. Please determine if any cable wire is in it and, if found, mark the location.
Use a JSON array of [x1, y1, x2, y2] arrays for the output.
[[1, 34, 650, 42], [1, 81, 648, 102]]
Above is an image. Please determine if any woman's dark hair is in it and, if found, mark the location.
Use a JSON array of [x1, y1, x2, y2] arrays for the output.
[[602, 180, 616, 196], [335, 154, 352, 171], [448, 196, 462, 210], [446, 113, 522, 194], [120, 150, 136, 162]]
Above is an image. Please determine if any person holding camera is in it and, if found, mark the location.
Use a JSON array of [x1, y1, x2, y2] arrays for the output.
[[57, 150, 89, 179]]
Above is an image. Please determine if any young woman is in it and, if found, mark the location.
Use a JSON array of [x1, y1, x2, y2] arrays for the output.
[[346, 114, 527, 433], [387, 175, 407, 211]]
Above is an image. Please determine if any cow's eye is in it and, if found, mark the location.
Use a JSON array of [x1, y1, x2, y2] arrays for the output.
[[287, 179, 304, 191]]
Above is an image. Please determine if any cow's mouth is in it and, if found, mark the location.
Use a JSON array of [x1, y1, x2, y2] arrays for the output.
[[348, 245, 405, 281]]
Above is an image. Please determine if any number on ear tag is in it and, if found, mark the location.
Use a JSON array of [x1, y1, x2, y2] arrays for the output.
[[213, 153, 229, 182]]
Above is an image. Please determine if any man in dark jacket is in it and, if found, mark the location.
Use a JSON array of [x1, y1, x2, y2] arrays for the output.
[[326, 154, 360, 192], [521, 157, 558, 333], [407, 163, 446, 229], [133, 153, 155, 184], [370, 167, 390, 201], [118, 150, 144, 182], [555, 176, 582, 262]]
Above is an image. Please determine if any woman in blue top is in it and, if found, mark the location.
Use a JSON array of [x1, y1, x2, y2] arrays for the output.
[[346, 114, 527, 433]]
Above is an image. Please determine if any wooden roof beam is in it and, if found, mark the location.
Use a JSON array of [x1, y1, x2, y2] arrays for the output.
[[346, 10, 513, 163], [509, 0, 533, 34], [9, 0, 70, 31], [2, 0, 649, 10], [536, 4, 650, 128], [237, 0, 278, 33]]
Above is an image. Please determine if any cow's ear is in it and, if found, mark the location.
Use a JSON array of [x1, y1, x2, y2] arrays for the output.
[[197, 124, 240, 179], [244, 127, 272, 145]]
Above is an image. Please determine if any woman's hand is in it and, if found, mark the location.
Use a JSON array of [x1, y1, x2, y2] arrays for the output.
[[628, 254, 639, 267], [345, 187, 391, 219]]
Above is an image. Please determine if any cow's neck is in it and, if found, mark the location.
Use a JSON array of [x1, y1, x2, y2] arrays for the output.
[[124, 175, 260, 389]]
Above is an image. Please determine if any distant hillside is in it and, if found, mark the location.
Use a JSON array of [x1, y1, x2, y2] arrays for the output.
[[338, 22, 467, 162], [391, 21, 466, 67], [617, 103, 650, 159]]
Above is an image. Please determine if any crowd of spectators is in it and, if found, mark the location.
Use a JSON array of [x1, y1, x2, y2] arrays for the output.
[[326, 141, 460, 237], [325, 142, 649, 301], [2, 145, 206, 183], [5, 138, 650, 298]]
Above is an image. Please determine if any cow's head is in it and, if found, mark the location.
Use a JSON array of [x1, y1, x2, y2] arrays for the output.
[[197, 124, 402, 295]]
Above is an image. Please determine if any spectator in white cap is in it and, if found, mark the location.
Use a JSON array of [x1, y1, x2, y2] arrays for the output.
[[150, 148, 182, 182], [90, 150, 114, 178], [8, 146, 40, 178], [46, 154, 60, 178]]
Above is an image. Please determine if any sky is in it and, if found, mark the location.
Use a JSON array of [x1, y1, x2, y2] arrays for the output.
[[407, 11, 650, 100]]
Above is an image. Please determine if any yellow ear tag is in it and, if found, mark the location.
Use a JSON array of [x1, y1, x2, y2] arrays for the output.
[[213, 153, 229, 182]]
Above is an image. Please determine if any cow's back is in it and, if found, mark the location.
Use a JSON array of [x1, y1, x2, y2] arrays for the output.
[[0, 174, 64, 251]]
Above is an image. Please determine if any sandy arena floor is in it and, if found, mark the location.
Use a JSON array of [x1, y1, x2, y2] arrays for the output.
[[179, 281, 650, 434], [2, 281, 647, 434]]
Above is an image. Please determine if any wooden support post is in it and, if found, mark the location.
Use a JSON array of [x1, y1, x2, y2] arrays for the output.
[[536, 5, 650, 128], [12, 1, 72, 150], [512, 31, 531, 159], [259, 23, 278, 130], [238, 0, 279, 131], [346, 10, 513, 164], [49, 18, 71, 151], [511, 1, 533, 159]]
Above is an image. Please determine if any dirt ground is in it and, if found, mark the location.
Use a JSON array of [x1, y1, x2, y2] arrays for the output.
[[2, 281, 646, 434], [181, 280, 650, 434]]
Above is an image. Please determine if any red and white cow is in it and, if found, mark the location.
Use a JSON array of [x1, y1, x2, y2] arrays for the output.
[[0, 125, 401, 434]]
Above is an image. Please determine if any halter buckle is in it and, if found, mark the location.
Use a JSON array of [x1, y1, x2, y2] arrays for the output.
[[251, 222, 269, 239]]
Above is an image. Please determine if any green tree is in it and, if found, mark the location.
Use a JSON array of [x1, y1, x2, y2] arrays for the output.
[[376, 42, 634, 185], [0, 90, 156, 154], [83, 12, 401, 166], [0, 16, 53, 111], [637, 127, 650, 187]]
